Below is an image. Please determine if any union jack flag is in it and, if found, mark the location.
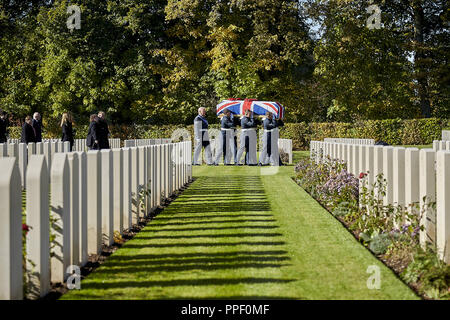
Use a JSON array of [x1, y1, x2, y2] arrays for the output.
[[216, 98, 285, 119]]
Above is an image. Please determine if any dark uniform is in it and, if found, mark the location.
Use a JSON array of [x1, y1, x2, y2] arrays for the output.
[[21, 122, 36, 144], [32, 118, 42, 142], [236, 116, 259, 165], [0, 115, 8, 143], [62, 121, 74, 151], [86, 120, 99, 150], [214, 114, 235, 165], [259, 117, 284, 165], [97, 118, 110, 149], [193, 114, 212, 165]]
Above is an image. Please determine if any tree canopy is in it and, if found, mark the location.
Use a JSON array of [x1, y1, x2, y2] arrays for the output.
[[0, 0, 448, 125]]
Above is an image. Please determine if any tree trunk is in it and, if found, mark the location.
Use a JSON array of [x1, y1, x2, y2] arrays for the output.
[[412, 0, 431, 118]]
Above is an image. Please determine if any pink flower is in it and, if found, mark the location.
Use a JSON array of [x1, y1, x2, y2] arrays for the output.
[[22, 223, 30, 234]]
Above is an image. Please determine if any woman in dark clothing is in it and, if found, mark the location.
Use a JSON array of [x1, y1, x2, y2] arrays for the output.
[[86, 114, 99, 150], [61, 112, 74, 151], [21, 116, 36, 144], [0, 110, 8, 143], [97, 111, 110, 149]]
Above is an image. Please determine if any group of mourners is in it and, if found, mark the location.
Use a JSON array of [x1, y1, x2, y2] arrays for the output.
[[193, 107, 284, 166], [0, 109, 111, 152]]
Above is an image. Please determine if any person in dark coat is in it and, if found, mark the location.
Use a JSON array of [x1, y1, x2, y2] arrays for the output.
[[97, 111, 110, 150], [86, 114, 99, 150], [61, 112, 74, 151], [0, 110, 8, 143], [32, 112, 42, 143], [21, 116, 36, 144]]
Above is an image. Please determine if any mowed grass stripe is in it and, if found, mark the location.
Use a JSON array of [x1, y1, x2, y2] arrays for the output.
[[62, 173, 292, 299], [62, 159, 417, 300]]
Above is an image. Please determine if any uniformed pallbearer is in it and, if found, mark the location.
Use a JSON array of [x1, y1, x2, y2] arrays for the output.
[[236, 110, 259, 165], [214, 109, 236, 165], [259, 111, 283, 166], [193, 107, 213, 165]]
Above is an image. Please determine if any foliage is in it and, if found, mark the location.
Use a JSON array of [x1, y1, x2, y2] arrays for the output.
[[402, 247, 450, 300], [305, 0, 449, 120], [1, 1, 447, 125], [293, 157, 448, 299], [294, 156, 359, 211]]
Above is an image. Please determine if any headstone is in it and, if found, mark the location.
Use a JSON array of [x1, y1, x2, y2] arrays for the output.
[[26, 155, 50, 298], [442, 130, 450, 141], [436, 151, 450, 264], [86, 151, 102, 255], [405, 148, 420, 215], [76, 152, 88, 266], [67, 153, 80, 266], [419, 149, 436, 249], [50, 153, 71, 283], [393, 148, 406, 207], [0, 158, 23, 299], [382, 147, 394, 206], [101, 149, 114, 246], [113, 149, 123, 233], [130, 147, 139, 225], [18, 143, 27, 188], [122, 148, 132, 230]]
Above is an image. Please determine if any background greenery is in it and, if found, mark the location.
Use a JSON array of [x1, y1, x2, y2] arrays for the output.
[[8, 117, 448, 150], [1, 1, 448, 126]]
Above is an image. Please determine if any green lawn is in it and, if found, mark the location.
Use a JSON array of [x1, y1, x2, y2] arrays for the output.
[[61, 152, 418, 300]]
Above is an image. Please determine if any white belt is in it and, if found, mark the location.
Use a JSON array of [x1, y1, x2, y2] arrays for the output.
[[241, 128, 256, 131], [221, 128, 234, 131], [264, 129, 277, 132], [200, 129, 208, 131]]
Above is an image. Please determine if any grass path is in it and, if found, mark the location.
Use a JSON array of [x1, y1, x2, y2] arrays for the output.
[[62, 154, 418, 300]]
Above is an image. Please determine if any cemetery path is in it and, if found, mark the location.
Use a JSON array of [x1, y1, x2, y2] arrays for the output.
[[61, 156, 418, 300]]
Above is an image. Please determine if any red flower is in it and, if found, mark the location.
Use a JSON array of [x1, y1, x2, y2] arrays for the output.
[[22, 223, 30, 233], [359, 172, 367, 179]]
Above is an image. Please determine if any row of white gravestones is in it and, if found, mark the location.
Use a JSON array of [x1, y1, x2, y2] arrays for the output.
[[0, 141, 192, 300], [323, 138, 375, 145], [73, 139, 121, 152], [310, 140, 450, 264], [433, 140, 450, 151], [0, 141, 71, 188], [123, 139, 172, 148]]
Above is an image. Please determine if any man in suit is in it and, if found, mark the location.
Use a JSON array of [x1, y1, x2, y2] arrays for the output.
[[259, 111, 282, 166], [236, 110, 259, 165], [97, 111, 110, 149], [0, 110, 8, 143], [193, 107, 213, 165], [214, 109, 236, 165], [21, 116, 36, 144], [32, 112, 42, 142]]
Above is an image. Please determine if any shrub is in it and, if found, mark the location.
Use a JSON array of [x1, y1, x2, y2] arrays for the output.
[[6, 117, 449, 150]]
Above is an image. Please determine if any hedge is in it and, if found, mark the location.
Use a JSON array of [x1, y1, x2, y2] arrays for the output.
[[7, 118, 449, 151]]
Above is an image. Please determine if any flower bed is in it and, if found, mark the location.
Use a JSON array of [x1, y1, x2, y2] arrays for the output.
[[294, 156, 450, 300]]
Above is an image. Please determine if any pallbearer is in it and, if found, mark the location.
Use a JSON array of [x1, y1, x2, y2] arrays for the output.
[[214, 109, 235, 165], [193, 107, 213, 165], [236, 110, 258, 165], [259, 112, 283, 166]]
